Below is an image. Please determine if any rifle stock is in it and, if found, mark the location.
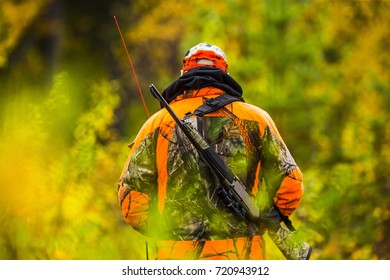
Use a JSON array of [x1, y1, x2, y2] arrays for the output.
[[149, 84, 312, 260]]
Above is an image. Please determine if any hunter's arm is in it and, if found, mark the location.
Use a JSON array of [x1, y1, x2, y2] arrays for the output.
[[118, 130, 158, 234], [261, 117, 303, 217]]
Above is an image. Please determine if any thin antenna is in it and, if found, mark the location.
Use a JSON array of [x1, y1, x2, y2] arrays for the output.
[[145, 241, 149, 260], [113, 16, 150, 118]]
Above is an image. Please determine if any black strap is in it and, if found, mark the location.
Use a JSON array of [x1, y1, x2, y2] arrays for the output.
[[193, 94, 242, 117], [275, 207, 296, 232]]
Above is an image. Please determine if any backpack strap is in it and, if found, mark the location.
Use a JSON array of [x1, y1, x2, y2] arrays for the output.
[[193, 94, 242, 117]]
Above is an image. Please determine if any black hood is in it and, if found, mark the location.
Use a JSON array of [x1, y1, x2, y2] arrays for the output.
[[162, 67, 243, 103]]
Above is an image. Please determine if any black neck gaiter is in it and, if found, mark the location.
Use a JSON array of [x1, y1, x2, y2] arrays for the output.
[[162, 67, 244, 103]]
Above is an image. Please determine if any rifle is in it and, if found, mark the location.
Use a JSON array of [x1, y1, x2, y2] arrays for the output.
[[149, 84, 312, 260]]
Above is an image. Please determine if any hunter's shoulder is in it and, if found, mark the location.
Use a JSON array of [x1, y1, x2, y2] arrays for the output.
[[232, 101, 274, 123]]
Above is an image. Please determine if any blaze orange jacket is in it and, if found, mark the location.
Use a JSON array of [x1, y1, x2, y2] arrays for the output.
[[118, 87, 303, 260]]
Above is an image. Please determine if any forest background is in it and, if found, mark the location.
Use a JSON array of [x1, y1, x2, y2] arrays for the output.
[[0, 0, 389, 260]]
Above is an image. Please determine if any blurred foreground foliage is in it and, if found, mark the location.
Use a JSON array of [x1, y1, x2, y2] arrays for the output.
[[0, 0, 389, 259]]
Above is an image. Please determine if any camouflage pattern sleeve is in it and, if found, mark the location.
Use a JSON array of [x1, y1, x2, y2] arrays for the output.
[[261, 123, 303, 217], [118, 130, 159, 235]]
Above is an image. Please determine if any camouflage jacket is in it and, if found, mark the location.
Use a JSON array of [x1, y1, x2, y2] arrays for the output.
[[118, 87, 303, 258]]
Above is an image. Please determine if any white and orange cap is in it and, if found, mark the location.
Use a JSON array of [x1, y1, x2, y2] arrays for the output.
[[182, 42, 228, 73]]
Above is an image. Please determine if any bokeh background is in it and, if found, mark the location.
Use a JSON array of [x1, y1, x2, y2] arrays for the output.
[[0, 0, 389, 260]]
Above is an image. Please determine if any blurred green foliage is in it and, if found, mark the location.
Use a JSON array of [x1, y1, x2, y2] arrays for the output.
[[0, 0, 389, 260]]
